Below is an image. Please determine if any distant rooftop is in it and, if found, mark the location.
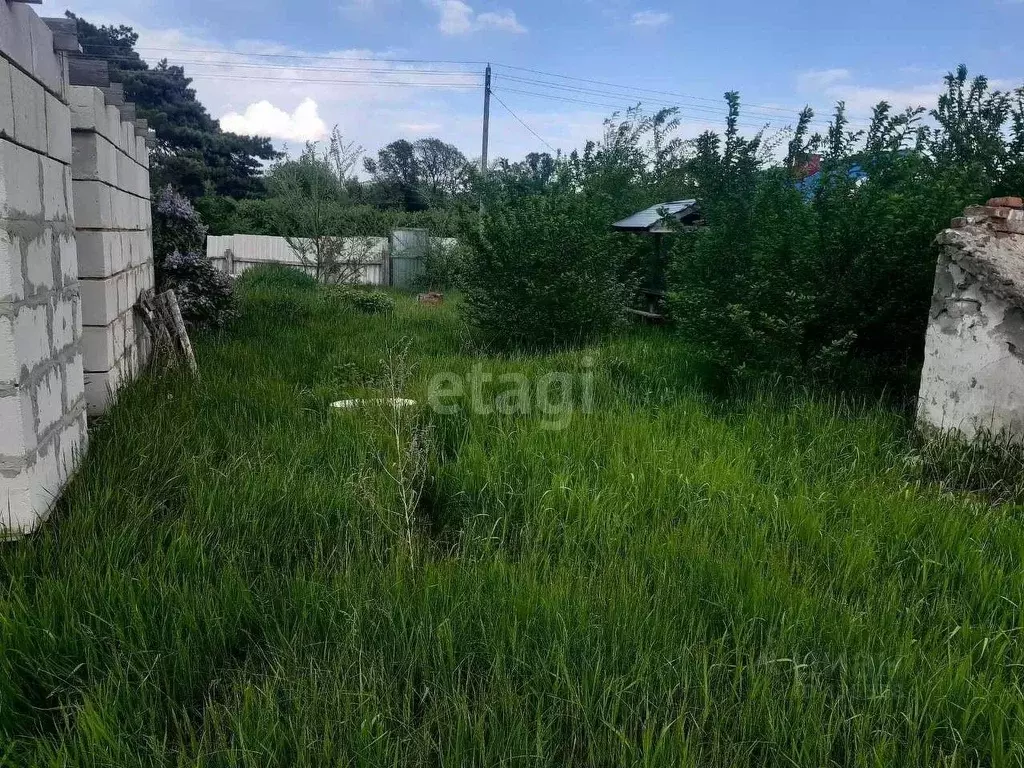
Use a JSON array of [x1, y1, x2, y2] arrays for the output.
[[612, 200, 700, 233]]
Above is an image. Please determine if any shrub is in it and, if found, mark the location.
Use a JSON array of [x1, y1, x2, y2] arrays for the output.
[[668, 72, 1022, 396], [323, 285, 395, 314], [153, 186, 236, 330], [154, 185, 207, 257], [464, 189, 630, 351], [415, 239, 469, 291], [159, 251, 237, 330], [236, 264, 318, 292]]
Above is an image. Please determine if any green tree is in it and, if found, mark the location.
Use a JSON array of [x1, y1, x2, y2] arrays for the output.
[[268, 128, 379, 284], [68, 14, 280, 200]]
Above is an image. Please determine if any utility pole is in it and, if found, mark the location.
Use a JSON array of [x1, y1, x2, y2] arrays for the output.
[[481, 63, 491, 175], [479, 63, 491, 224]]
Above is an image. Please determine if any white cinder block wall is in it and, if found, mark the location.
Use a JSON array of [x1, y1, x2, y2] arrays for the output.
[[0, 2, 87, 535], [70, 85, 154, 414], [1, 1, 157, 535]]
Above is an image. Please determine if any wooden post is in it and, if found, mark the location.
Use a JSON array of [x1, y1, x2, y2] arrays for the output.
[[225, 248, 235, 276]]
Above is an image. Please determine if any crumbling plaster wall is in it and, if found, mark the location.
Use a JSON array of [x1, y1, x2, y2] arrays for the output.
[[918, 198, 1024, 442], [0, 1, 86, 535]]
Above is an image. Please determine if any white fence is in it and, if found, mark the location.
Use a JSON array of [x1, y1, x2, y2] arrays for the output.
[[206, 232, 460, 288]]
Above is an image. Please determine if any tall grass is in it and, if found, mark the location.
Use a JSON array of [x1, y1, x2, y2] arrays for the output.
[[0, 274, 1021, 766]]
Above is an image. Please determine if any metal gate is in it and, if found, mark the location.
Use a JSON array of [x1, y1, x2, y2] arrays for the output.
[[389, 228, 429, 288]]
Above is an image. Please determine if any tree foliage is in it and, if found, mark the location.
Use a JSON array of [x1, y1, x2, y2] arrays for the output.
[[363, 138, 471, 210], [265, 128, 381, 284], [68, 14, 280, 199], [153, 187, 236, 329], [668, 67, 1023, 395]]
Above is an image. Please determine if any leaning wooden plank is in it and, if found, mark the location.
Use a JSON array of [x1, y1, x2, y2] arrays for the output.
[[161, 290, 199, 376]]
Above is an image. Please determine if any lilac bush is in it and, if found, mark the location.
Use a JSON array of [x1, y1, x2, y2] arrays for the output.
[[153, 186, 235, 330]]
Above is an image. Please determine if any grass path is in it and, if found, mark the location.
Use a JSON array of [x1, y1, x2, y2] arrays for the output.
[[1, 274, 1022, 766]]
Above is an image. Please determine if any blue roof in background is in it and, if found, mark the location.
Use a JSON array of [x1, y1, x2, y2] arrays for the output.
[[795, 163, 868, 199], [612, 200, 699, 233]]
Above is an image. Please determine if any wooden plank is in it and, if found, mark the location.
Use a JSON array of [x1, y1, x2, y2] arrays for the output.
[[160, 290, 198, 376], [68, 57, 110, 88], [625, 307, 667, 323]]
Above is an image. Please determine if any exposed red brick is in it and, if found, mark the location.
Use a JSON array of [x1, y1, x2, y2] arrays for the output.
[[417, 292, 444, 306], [987, 196, 1024, 210]]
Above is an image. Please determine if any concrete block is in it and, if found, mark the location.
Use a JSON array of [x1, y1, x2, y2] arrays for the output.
[[34, 365, 64, 437], [57, 231, 77, 287], [0, 57, 13, 140], [0, 314, 16, 384], [0, 388, 33, 457], [0, 3, 34, 83], [73, 180, 112, 229], [112, 231, 127, 274], [115, 270, 129, 313], [69, 87, 106, 134], [84, 365, 123, 415], [0, 474, 35, 534], [41, 156, 68, 220], [112, 189, 130, 230], [122, 230, 136, 267], [62, 163, 74, 224], [23, 227, 54, 295], [44, 92, 71, 164], [66, 351, 84, 407], [79, 275, 118, 326], [52, 293, 77, 354], [75, 230, 113, 278], [113, 313, 128, 360], [22, 11, 62, 98], [82, 322, 115, 371], [0, 138, 43, 218], [71, 132, 117, 185], [125, 267, 136, 307], [105, 104, 120, 148], [10, 65, 46, 153], [27, 436, 62, 525], [0, 229, 25, 302], [3, 305, 51, 383]]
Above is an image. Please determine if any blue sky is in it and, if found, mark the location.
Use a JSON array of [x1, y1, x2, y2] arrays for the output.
[[43, 0, 1024, 165]]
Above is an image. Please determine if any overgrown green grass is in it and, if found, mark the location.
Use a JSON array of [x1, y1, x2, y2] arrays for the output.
[[1, 274, 1022, 766]]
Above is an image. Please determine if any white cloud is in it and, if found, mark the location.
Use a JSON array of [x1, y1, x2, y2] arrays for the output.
[[797, 69, 942, 116], [631, 10, 671, 28], [221, 98, 328, 142], [428, 0, 526, 35], [476, 10, 527, 33], [797, 68, 851, 91]]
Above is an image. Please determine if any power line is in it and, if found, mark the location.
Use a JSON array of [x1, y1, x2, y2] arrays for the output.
[[489, 91, 556, 152], [493, 73, 868, 129], [492, 85, 784, 130], [81, 44, 485, 67], [492, 62, 876, 122], [78, 43, 872, 124], [185, 73, 479, 87]]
